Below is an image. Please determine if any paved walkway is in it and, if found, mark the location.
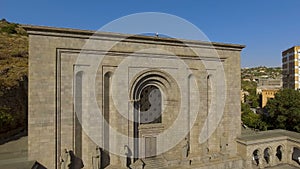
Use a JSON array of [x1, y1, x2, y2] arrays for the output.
[[0, 136, 28, 168]]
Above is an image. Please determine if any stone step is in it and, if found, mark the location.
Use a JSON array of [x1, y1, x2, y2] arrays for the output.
[[0, 157, 28, 166], [143, 157, 167, 169], [105, 165, 127, 169], [0, 150, 27, 160]]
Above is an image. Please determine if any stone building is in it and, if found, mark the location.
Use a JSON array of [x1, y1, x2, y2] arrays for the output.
[[241, 90, 249, 103], [259, 87, 280, 108], [24, 25, 300, 169]]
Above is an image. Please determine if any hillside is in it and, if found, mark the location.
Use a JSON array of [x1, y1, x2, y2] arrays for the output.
[[0, 19, 28, 139], [241, 66, 282, 80]]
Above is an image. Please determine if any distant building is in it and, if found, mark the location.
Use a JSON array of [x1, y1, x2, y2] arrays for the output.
[[260, 87, 280, 107], [256, 78, 281, 107], [241, 90, 249, 103], [258, 78, 282, 87], [282, 46, 300, 90], [242, 78, 251, 82]]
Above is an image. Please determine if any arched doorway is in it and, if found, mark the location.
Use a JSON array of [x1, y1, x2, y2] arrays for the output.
[[133, 85, 162, 159], [130, 70, 179, 161]]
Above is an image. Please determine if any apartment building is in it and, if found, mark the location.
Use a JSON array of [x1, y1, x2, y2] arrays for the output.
[[282, 46, 300, 89]]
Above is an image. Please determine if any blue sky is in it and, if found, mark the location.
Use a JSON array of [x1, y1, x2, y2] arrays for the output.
[[1, 0, 300, 67]]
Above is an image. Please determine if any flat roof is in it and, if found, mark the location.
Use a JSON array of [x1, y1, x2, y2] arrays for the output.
[[282, 46, 300, 56], [257, 86, 281, 90], [22, 24, 245, 51]]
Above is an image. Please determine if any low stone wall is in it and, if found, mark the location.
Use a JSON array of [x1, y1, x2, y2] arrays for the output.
[[237, 129, 300, 169]]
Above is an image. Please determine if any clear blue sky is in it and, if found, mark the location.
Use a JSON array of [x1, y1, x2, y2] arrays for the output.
[[1, 0, 300, 68]]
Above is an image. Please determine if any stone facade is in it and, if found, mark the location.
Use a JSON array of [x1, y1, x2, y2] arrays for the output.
[[24, 25, 300, 169]]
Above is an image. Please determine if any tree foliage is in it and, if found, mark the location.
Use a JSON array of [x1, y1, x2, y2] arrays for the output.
[[265, 89, 300, 132], [241, 80, 257, 93], [245, 93, 260, 108], [241, 80, 260, 108], [241, 103, 267, 130], [0, 107, 15, 133]]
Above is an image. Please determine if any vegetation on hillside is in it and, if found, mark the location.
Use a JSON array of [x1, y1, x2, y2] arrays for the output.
[[241, 66, 282, 79], [0, 19, 27, 88], [0, 19, 28, 137]]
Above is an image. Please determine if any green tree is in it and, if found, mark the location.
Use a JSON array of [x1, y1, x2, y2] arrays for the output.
[[246, 93, 259, 108], [241, 103, 267, 130], [241, 80, 260, 108], [241, 80, 257, 92], [0, 107, 15, 133], [265, 89, 300, 132]]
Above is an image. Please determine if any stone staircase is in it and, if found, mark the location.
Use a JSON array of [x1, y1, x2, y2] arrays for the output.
[[143, 156, 168, 169]]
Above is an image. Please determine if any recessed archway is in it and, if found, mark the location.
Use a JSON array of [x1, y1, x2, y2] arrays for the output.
[[102, 71, 112, 168], [276, 145, 283, 161], [252, 149, 260, 166], [74, 71, 83, 158], [130, 69, 179, 160], [263, 148, 271, 165], [292, 147, 300, 165]]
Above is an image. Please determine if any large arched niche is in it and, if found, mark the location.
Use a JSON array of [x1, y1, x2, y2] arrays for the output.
[[129, 69, 181, 159], [129, 69, 180, 126]]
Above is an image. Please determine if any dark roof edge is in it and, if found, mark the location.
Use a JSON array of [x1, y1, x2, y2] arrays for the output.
[[22, 24, 246, 50]]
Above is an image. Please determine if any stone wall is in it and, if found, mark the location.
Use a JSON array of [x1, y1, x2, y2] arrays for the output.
[[237, 129, 300, 169]]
